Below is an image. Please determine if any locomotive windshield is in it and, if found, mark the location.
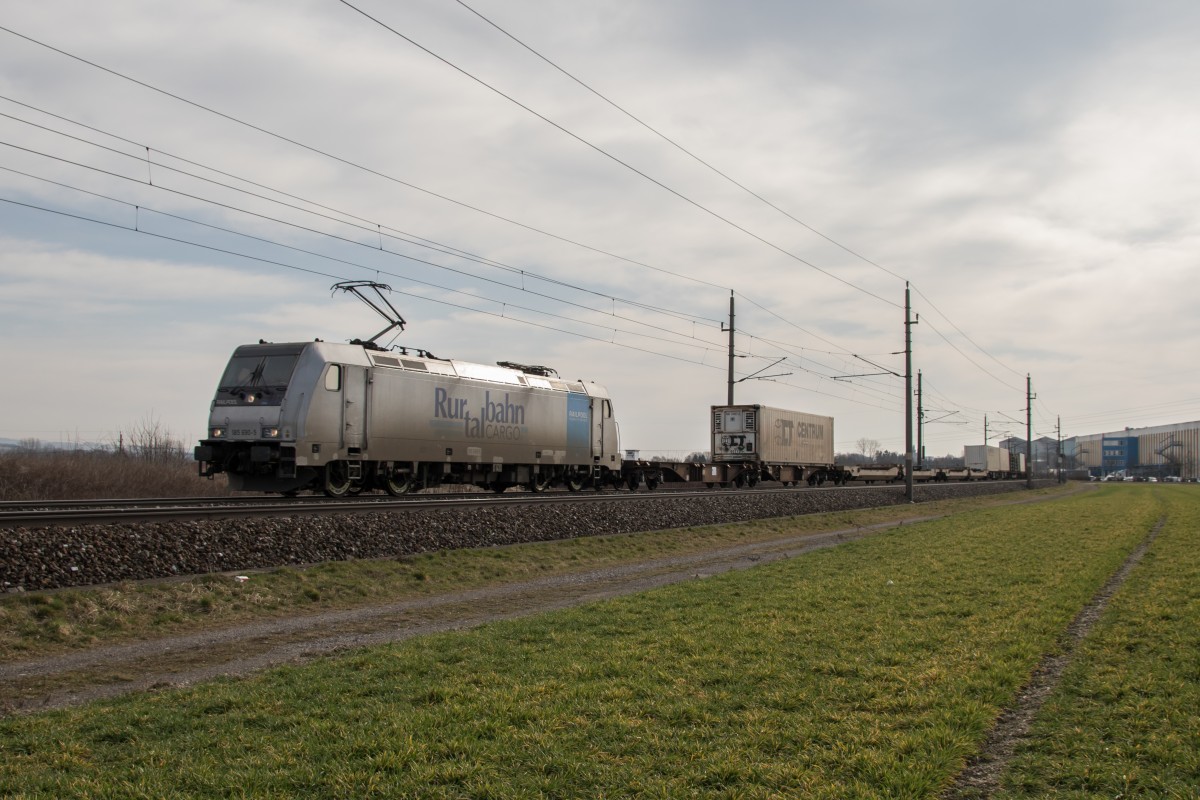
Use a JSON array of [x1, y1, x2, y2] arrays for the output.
[[215, 352, 300, 406], [220, 355, 299, 389]]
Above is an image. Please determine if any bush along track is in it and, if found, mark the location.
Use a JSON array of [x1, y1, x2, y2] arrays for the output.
[[0, 486, 1177, 798]]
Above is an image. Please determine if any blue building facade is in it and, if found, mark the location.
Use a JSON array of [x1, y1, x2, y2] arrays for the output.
[[1101, 436, 1138, 475]]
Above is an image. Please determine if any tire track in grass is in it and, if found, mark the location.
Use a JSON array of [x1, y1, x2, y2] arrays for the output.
[[942, 512, 1168, 799]]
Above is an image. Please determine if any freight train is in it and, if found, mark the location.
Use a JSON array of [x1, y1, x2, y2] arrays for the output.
[[194, 339, 850, 495]]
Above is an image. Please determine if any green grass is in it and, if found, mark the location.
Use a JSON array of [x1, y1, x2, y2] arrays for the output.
[[0, 486, 1171, 798], [995, 485, 1200, 799], [0, 487, 1071, 662]]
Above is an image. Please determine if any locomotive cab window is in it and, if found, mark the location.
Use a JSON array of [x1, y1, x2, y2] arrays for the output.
[[218, 354, 299, 391], [325, 364, 342, 391]]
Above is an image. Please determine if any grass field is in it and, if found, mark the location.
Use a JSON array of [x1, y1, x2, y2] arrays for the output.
[[1, 485, 1194, 798], [994, 485, 1200, 799], [0, 488, 1066, 662]]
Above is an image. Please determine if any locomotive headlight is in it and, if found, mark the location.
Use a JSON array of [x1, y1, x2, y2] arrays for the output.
[[210, 427, 225, 438], [245, 393, 257, 404], [262, 427, 281, 439]]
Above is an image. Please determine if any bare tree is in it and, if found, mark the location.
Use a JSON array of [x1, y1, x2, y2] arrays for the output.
[[123, 414, 188, 463], [856, 437, 880, 461]]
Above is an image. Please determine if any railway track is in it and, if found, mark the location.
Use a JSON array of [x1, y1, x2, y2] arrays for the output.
[[1, 480, 1045, 593], [0, 481, 1004, 528], [0, 485, 799, 528]]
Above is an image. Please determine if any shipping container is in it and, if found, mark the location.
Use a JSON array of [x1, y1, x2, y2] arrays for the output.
[[964, 444, 1009, 475], [712, 405, 834, 465]]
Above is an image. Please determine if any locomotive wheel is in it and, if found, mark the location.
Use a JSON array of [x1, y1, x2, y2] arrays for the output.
[[564, 472, 585, 492], [626, 474, 640, 491], [491, 482, 512, 494], [323, 462, 352, 497], [384, 471, 413, 496], [529, 473, 552, 493], [645, 477, 659, 491]]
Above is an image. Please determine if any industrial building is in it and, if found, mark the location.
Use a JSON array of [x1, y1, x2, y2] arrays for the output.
[[1069, 421, 1200, 480]]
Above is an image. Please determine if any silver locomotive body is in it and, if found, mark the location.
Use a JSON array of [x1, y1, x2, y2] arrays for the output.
[[195, 341, 622, 495]]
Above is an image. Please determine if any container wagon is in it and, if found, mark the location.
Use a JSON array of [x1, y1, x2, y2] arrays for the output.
[[698, 404, 847, 487], [964, 445, 1010, 479]]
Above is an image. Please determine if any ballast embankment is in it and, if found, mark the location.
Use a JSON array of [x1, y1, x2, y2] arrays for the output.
[[2, 481, 1054, 592]]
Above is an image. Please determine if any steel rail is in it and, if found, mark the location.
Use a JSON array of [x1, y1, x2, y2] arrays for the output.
[[0, 481, 997, 528]]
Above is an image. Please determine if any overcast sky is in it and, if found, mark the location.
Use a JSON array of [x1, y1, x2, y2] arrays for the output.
[[2, 0, 1198, 458]]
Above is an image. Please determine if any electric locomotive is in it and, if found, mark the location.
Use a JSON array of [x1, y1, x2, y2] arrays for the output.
[[194, 339, 623, 496]]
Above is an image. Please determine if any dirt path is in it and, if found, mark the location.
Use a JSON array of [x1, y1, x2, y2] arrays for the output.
[[2, 514, 934, 714]]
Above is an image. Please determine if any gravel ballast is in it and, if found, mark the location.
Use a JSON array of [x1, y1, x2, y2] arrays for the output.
[[2, 481, 1053, 592]]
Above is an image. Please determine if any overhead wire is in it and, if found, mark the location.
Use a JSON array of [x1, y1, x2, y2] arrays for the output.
[[0, 164, 731, 355], [917, 314, 1023, 393], [333, 1, 901, 309], [0, 24, 731, 293], [453, 0, 910, 288], [0, 97, 720, 328], [910, 285, 1024, 380], [2, 95, 909, 412], [0, 23, 1027, 417], [448, 0, 1030, 391], [0, 193, 714, 365], [0, 58, 905, 406], [2, 187, 903, 413], [2, 109, 878, 385], [0, 142, 722, 350], [0, 24, 961, 426], [1063, 397, 1200, 427]]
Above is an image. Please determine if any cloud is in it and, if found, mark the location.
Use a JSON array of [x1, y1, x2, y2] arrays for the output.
[[2, 0, 1200, 452]]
